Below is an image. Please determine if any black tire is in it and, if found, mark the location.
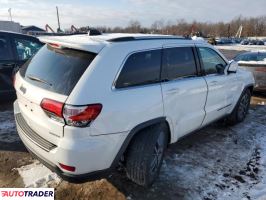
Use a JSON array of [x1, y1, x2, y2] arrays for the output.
[[125, 123, 168, 187], [227, 89, 251, 125]]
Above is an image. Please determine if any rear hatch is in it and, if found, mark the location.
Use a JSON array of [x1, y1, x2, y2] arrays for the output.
[[15, 44, 96, 143]]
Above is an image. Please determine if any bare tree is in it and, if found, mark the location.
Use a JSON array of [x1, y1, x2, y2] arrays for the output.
[[81, 15, 266, 37]]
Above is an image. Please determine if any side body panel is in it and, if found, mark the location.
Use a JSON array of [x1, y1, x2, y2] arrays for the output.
[[160, 43, 208, 142], [196, 44, 243, 126]]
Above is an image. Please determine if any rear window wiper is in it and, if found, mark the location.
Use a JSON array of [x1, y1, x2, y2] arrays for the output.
[[26, 74, 53, 87]]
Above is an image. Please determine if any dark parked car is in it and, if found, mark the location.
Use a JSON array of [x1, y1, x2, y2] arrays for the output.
[[240, 39, 249, 45], [248, 40, 257, 45], [0, 31, 43, 101], [234, 51, 266, 91], [256, 40, 264, 45]]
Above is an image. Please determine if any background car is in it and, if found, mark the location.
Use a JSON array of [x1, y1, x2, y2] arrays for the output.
[[234, 51, 266, 91], [0, 31, 43, 101], [240, 39, 265, 46], [240, 39, 249, 45], [256, 40, 264, 45]]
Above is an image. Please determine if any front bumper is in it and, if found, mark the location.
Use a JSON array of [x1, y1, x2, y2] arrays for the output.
[[14, 100, 127, 182]]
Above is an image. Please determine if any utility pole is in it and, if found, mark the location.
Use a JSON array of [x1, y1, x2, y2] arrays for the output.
[[56, 6, 61, 32], [8, 8, 12, 21]]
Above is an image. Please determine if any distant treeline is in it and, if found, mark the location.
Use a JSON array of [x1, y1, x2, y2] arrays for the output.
[[80, 15, 266, 37]]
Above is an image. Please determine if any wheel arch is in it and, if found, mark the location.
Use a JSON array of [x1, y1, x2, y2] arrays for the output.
[[246, 84, 254, 94], [110, 117, 171, 169], [233, 83, 254, 109]]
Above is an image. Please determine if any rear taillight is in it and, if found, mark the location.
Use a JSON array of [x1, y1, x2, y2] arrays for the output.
[[40, 98, 64, 123], [40, 98, 102, 127], [63, 104, 102, 127], [59, 163, 75, 172], [48, 43, 61, 48]]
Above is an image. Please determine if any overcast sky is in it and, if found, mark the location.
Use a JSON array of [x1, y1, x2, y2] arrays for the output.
[[0, 0, 265, 30]]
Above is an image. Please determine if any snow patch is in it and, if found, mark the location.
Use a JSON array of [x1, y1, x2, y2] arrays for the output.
[[0, 120, 15, 130], [159, 106, 266, 200], [16, 161, 61, 188], [238, 60, 266, 65], [191, 36, 206, 42], [216, 45, 266, 51]]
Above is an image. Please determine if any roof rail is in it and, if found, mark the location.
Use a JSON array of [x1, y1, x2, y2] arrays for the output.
[[108, 36, 191, 42]]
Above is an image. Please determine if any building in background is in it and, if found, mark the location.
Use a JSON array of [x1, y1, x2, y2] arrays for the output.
[[21, 25, 46, 36], [0, 21, 21, 33]]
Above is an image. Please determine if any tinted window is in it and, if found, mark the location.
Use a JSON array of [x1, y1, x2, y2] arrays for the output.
[[116, 50, 161, 88], [234, 54, 244, 62], [162, 47, 197, 80], [243, 54, 257, 61], [0, 36, 13, 60], [198, 47, 227, 75], [20, 44, 95, 95], [14, 38, 43, 60], [258, 53, 266, 61]]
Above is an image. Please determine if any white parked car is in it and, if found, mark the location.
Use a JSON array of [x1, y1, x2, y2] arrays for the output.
[[14, 34, 255, 186]]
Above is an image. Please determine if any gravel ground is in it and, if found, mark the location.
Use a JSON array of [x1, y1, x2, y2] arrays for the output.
[[0, 49, 265, 200]]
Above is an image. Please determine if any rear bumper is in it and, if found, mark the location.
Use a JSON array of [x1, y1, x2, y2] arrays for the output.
[[14, 100, 127, 182], [25, 145, 110, 183]]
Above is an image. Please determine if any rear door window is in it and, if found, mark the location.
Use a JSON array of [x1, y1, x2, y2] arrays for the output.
[[20, 44, 96, 95], [115, 49, 161, 88], [162, 47, 197, 81]]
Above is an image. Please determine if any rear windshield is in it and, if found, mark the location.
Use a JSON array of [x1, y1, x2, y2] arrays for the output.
[[20, 44, 96, 95]]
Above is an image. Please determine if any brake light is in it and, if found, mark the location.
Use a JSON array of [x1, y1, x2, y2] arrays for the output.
[[48, 43, 61, 48], [59, 163, 75, 172], [41, 98, 102, 127], [63, 104, 102, 127], [41, 98, 64, 122]]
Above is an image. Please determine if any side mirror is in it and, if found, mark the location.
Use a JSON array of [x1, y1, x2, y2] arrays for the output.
[[227, 60, 238, 73], [216, 64, 225, 74]]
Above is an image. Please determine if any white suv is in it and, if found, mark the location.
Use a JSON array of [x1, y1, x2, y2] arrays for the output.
[[14, 34, 254, 186]]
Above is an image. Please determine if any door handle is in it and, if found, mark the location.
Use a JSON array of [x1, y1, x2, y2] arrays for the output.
[[166, 88, 180, 94], [209, 80, 218, 86], [0, 63, 16, 70], [0, 66, 10, 70], [3, 63, 16, 67]]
